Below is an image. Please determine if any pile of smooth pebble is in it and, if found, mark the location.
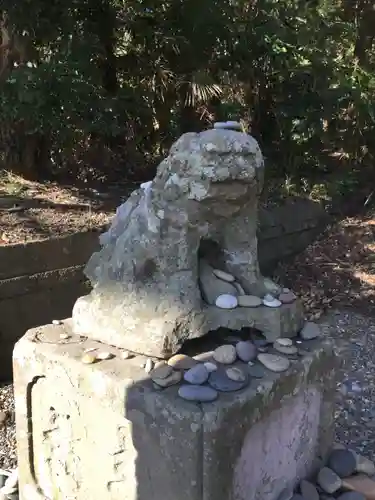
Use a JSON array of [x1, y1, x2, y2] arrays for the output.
[[70, 314, 320, 403], [209, 269, 296, 310], [149, 319, 320, 402], [282, 444, 375, 500]]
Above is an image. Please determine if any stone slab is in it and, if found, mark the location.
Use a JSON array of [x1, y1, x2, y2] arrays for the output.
[[73, 298, 304, 359], [203, 300, 304, 341], [13, 321, 337, 500]]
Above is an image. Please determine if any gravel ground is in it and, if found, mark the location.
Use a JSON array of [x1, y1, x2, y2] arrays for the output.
[[322, 309, 375, 457], [1, 309, 375, 470], [0, 384, 16, 470]]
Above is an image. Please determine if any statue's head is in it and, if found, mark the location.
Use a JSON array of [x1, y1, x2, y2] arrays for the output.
[[154, 129, 264, 205]]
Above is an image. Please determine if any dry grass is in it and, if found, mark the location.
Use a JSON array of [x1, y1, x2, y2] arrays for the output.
[[276, 212, 375, 319], [0, 171, 117, 245]]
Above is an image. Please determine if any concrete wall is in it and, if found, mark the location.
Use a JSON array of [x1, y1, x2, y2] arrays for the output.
[[258, 197, 328, 273], [0, 229, 103, 381], [0, 197, 328, 381]]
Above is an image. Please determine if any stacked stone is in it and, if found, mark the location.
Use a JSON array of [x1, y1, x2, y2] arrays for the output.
[[201, 265, 297, 310], [73, 313, 321, 403], [285, 445, 375, 500]]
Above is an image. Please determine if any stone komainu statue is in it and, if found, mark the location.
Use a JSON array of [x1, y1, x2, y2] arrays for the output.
[[72, 129, 303, 357]]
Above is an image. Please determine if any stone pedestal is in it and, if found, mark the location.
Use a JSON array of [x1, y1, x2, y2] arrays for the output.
[[14, 320, 337, 500]]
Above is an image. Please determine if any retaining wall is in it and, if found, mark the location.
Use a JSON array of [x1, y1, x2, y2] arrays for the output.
[[0, 197, 328, 381]]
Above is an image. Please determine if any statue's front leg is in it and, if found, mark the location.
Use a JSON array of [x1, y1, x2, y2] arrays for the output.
[[223, 245, 281, 297], [221, 213, 281, 298], [222, 243, 266, 297]]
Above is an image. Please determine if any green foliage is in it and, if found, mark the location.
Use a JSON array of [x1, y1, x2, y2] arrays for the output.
[[0, 0, 374, 192]]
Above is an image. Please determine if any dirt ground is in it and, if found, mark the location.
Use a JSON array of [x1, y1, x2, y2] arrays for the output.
[[275, 212, 375, 320], [0, 172, 133, 245]]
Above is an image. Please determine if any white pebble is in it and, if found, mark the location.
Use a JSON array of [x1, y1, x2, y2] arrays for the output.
[[97, 351, 114, 360], [215, 294, 238, 309], [52, 319, 62, 325], [59, 333, 70, 340], [213, 344, 237, 364], [121, 351, 133, 359], [275, 338, 293, 347], [263, 296, 282, 308], [145, 359, 154, 373]]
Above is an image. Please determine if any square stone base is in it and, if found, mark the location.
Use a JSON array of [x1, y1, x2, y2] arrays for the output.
[[14, 320, 337, 500]]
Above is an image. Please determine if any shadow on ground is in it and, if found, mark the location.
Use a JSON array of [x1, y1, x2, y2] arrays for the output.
[[275, 212, 375, 318]]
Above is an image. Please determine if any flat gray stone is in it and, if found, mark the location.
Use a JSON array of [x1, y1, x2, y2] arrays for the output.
[[273, 342, 298, 355], [150, 362, 173, 380], [208, 368, 249, 392], [337, 493, 366, 500], [167, 355, 197, 370], [212, 269, 235, 282], [300, 480, 319, 500], [236, 341, 257, 362], [237, 295, 262, 307], [257, 353, 290, 373], [199, 260, 238, 305], [328, 449, 356, 478], [178, 385, 218, 402], [213, 345, 237, 364], [300, 322, 321, 340], [317, 467, 342, 494], [194, 351, 214, 362], [226, 366, 247, 382], [184, 364, 209, 385], [152, 370, 182, 388], [275, 338, 293, 347]]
